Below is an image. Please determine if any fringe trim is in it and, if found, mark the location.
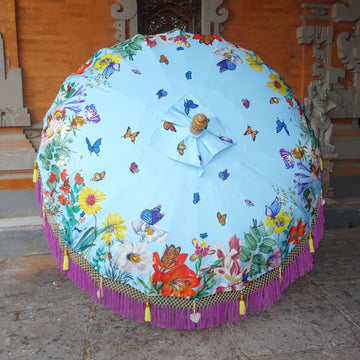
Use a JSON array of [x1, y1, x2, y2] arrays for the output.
[[37, 178, 325, 330]]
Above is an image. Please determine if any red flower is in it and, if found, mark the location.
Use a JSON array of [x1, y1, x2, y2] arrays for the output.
[[59, 178, 71, 194], [60, 169, 68, 182], [74, 172, 84, 185], [73, 59, 92, 75], [152, 245, 200, 298], [48, 172, 57, 184], [192, 34, 222, 45], [58, 195, 69, 205], [160, 265, 201, 298], [288, 220, 308, 245]]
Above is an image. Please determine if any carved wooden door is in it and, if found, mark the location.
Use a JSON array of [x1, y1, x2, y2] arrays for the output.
[[137, 0, 201, 35]]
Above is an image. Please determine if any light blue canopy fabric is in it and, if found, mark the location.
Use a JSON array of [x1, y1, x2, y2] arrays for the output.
[[37, 30, 322, 302]]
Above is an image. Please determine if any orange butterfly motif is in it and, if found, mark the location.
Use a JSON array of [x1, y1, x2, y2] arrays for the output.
[[161, 244, 181, 263], [92, 171, 105, 181], [177, 140, 186, 155], [243, 125, 258, 142], [270, 97, 280, 104], [160, 55, 169, 65], [123, 126, 140, 143], [163, 122, 176, 132], [217, 212, 227, 226]]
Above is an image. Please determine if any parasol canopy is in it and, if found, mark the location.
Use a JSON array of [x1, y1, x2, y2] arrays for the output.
[[35, 30, 324, 329]]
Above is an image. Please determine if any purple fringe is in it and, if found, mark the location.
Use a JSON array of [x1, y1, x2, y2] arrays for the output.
[[37, 178, 325, 330]]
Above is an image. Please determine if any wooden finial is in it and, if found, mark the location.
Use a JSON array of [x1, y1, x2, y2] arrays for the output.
[[190, 113, 209, 135]]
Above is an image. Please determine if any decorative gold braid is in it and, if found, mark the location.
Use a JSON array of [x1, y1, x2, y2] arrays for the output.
[[44, 196, 320, 310]]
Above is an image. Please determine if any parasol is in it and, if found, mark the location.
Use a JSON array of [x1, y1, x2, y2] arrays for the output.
[[35, 30, 324, 329]]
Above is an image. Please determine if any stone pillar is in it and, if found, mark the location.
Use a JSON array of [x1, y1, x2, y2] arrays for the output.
[[0, 0, 35, 190]]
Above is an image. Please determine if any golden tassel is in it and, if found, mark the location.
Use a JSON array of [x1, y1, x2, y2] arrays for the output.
[[279, 265, 282, 282], [239, 291, 246, 315], [145, 297, 151, 322], [309, 234, 315, 253], [97, 278, 104, 301], [32, 161, 39, 183], [320, 157, 323, 171], [62, 249, 69, 271], [42, 203, 46, 226]]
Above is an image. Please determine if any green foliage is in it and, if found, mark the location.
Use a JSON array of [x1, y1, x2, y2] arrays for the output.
[[113, 35, 144, 60], [240, 219, 278, 277]]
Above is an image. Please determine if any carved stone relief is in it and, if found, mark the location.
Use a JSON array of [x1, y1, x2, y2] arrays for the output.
[[0, 33, 30, 127], [111, 0, 228, 42], [297, 1, 360, 199]]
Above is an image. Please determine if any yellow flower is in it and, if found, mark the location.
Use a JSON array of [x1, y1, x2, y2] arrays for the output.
[[267, 74, 287, 95], [265, 210, 291, 234], [101, 213, 127, 244], [93, 53, 121, 71], [246, 53, 264, 72], [78, 187, 105, 215]]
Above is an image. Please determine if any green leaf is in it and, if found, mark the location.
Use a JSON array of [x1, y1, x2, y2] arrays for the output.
[[249, 263, 261, 276], [257, 221, 266, 237], [70, 189, 76, 205], [137, 277, 152, 292], [259, 244, 273, 254], [72, 205, 80, 214], [50, 164, 60, 178], [244, 232, 257, 251], [263, 238, 277, 247], [252, 253, 266, 265], [240, 246, 252, 263], [265, 226, 274, 236], [65, 202, 73, 218], [239, 252, 251, 263]]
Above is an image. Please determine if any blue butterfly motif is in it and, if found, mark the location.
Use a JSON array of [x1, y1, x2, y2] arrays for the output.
[[184, 99, 199, 115], [74, 226, 82, 233], [276, 118, 290, 136], [218, 168, 230, 181], [140, 204, 164, 225], [86, 137, 102, 156], [217, 59, 237, 73], [265, 197, 282, 219], [185, 71, 192, 80], [102, 62, 120, 79], [193, 192, 200, 204], [200, 233, 208, 239], [156, 89, 168, 99]]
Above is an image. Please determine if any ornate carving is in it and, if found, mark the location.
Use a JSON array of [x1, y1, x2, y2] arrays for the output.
[[137, 0, 201, 35], [301, 3, 331, 21], [304, 80, 336, 154], [111, 0, 229, 41], [337, 20, 360, 84], [111, 0, 138, 41], [332, 0, 360, 23], [207, 0, 229, 34], [0, 33, 30, 127]]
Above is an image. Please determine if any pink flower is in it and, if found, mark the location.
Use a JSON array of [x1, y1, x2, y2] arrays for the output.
[[211, 235, 252, 293]]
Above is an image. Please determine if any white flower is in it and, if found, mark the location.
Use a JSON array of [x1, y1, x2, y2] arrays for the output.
[[113, 239, 152, 274], [129, 219, 168, 243], [57, 155, 66, 167], [212, 45, 244, 65]]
